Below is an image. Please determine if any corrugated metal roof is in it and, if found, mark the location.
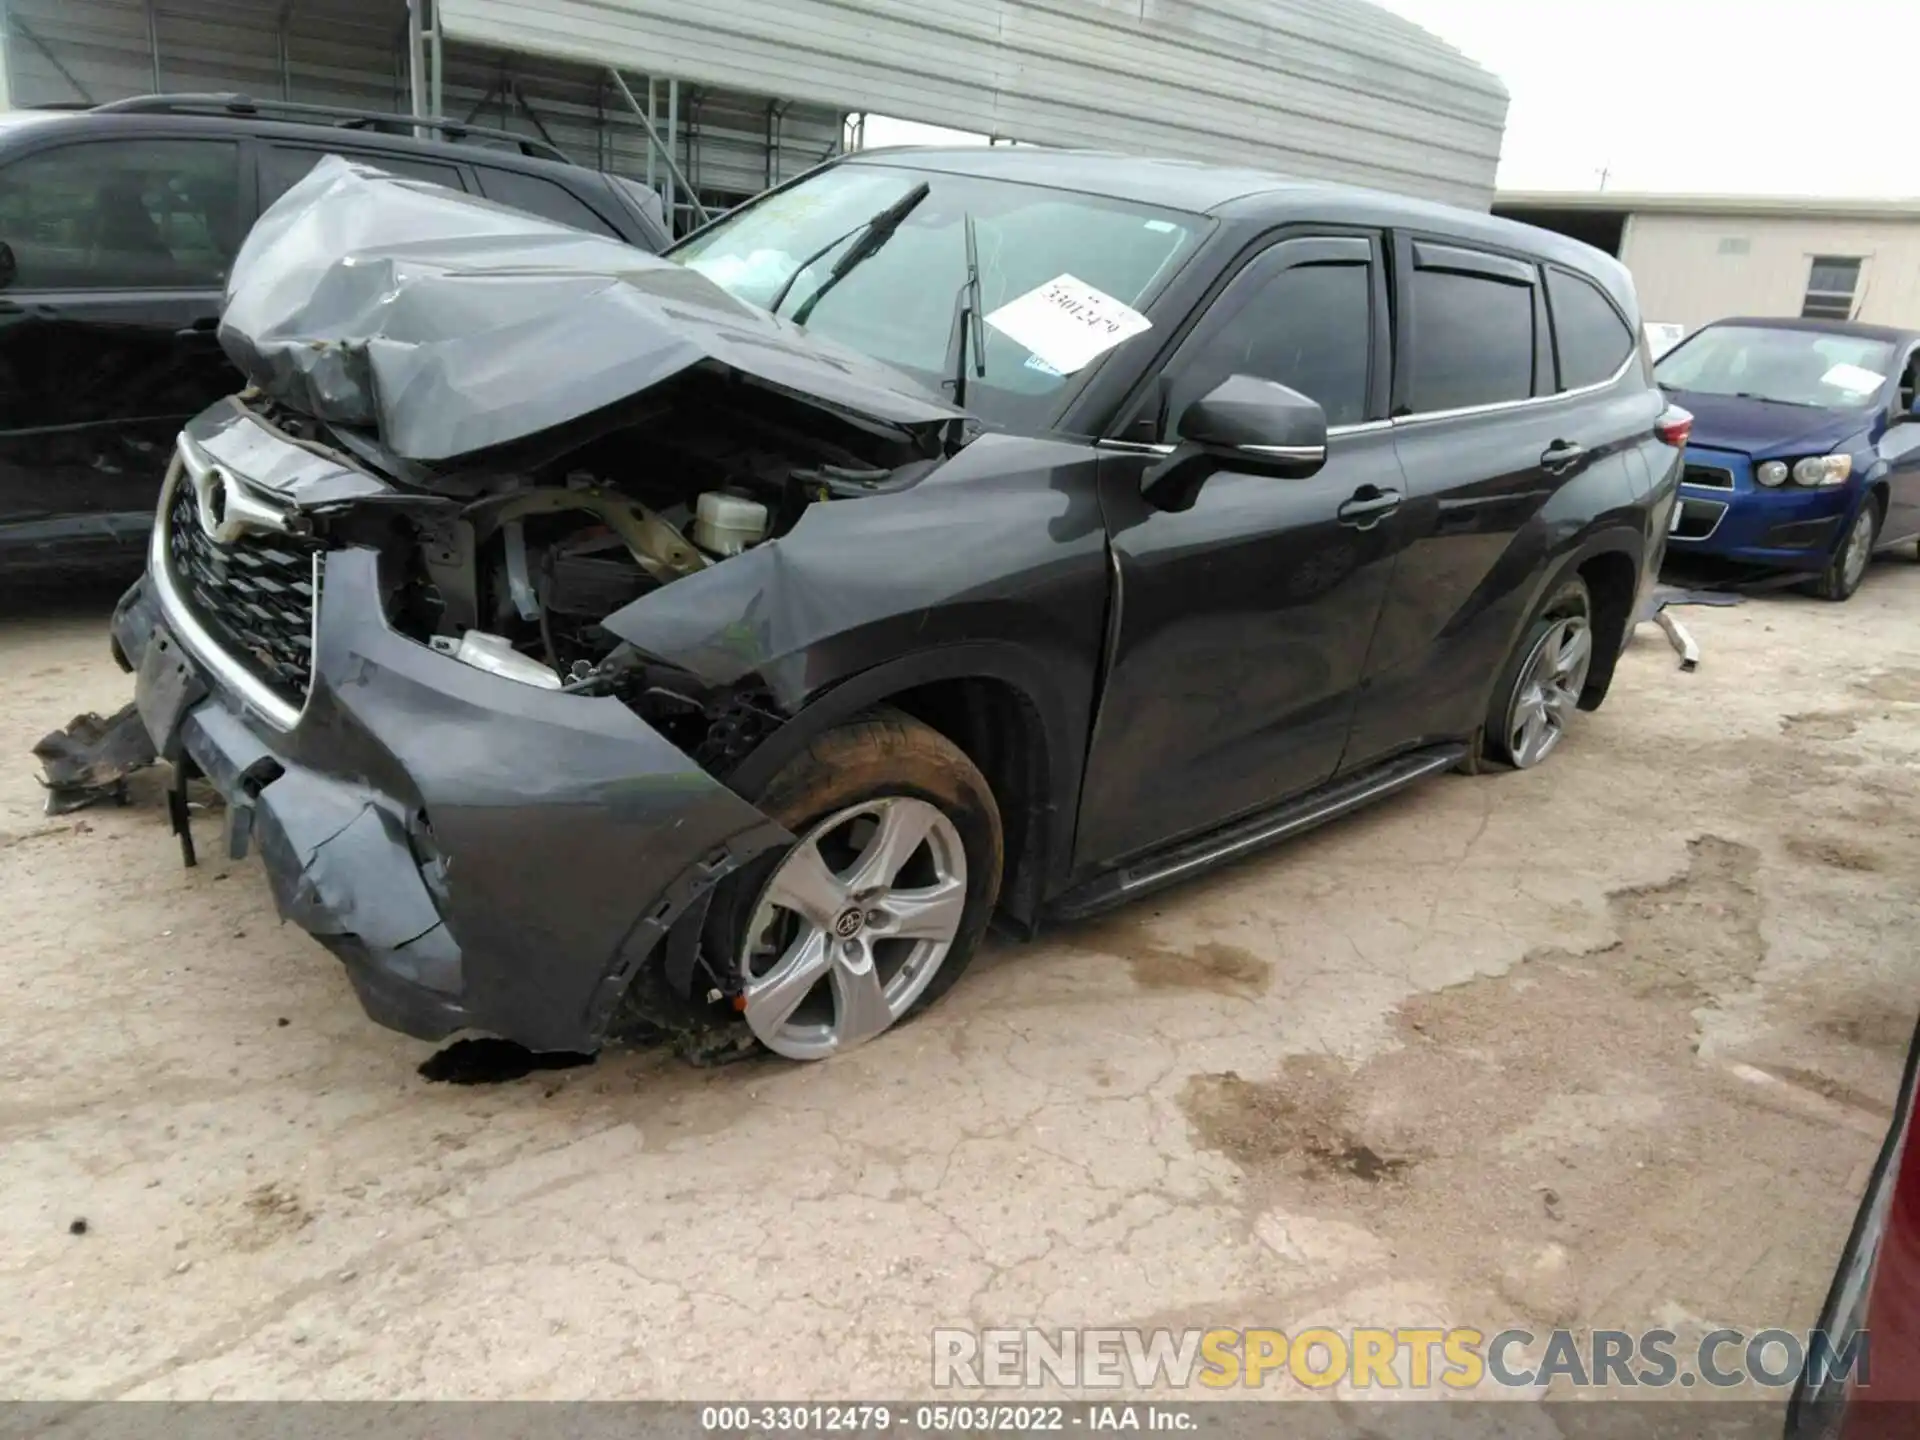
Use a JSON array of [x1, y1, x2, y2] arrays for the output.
[[438, 0, 1509, 207], [1497, 191, 1920, 223], [2, 0, 844, 206]]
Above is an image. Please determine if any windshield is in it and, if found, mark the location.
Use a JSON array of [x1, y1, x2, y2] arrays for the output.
[[671, 162, 1208, 430], [1655, 324, 1896, 410]]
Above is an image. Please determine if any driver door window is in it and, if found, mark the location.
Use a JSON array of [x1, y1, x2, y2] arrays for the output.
[[1149, 240, 1379, 441]]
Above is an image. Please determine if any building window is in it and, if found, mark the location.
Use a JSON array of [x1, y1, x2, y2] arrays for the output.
[[1802, 256, 1863, 320]]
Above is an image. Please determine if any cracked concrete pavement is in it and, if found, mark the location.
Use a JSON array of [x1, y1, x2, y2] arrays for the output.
[[3, 566, 1919, 1402]]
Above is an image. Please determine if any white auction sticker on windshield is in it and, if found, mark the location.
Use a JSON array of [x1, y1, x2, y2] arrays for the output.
[[1822, 362, 1885, 394], [985, 274, 1152, 376]]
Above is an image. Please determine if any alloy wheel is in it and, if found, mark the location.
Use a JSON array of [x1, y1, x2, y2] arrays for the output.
[[1506, 614, 1593, 769], [1841, 506, 1874, 593], [738, 796, 968, 1060]]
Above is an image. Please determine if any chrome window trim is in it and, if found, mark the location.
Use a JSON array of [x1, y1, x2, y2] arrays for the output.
[[1095, 418, 1391, 456], [1093, 352, 1636, 453], [1390, 350, 1639, 429], [149, 439, 310, 732]]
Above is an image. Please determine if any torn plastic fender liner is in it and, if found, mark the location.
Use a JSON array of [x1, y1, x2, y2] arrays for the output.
[[220, 155, 965, 463]]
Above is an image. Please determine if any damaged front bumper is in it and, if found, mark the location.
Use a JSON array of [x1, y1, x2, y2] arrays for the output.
[[115, 538, 790, 1053]]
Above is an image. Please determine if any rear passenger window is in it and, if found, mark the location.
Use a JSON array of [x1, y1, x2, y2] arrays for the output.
[[1407, 269, 1535, 413], [0, 139, 240, 289], [1163, 260, 1372, 433], [475, 168, 620, 238], [260, 147, 465, 208], [1547, 268, 1634, 389]]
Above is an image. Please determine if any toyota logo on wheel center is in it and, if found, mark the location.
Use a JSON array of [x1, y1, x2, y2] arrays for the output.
[[834, 908, 865, 939]]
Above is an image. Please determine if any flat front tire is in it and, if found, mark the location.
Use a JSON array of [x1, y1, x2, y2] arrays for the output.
[[708, 710, 1002, 1061]]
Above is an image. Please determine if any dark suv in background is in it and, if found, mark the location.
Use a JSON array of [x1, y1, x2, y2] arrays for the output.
[[0, 93, 670, 579]]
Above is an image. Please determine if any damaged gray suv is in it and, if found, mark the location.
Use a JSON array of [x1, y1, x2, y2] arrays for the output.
[[111, 150, 1680, 1061]]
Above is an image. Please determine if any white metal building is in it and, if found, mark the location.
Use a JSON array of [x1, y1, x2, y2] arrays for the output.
[[2, 0, 1508, 233], [1495, 192, 1920, 337]]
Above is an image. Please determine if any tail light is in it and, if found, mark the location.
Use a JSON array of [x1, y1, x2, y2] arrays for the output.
[[1655, 405, 1694, 448]]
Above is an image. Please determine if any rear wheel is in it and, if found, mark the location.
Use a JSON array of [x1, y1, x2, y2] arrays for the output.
[[1484, 576, 1594, 770], [1809, 501, 1877, 602], [709, 711, 1002, 1061]]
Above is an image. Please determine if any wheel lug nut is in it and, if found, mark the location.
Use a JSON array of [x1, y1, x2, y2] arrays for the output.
[[865, 910, 884, 927]]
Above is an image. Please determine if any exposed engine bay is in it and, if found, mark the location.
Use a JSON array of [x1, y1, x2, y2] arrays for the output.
[[253, 371, 939, 773], [198, 152, 974, 782]]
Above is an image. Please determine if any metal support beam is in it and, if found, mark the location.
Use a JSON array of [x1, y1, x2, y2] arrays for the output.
[[606, 68, 710, 227], [593, 76, 607, 171], [144, 0, 161, 92], [665, 77, 679, 228], [405, 0, 425, 122], [277, 1, 296, 101], [685, 87, 702, 206], [510, 82, 564, 156], [765, 99, 786, 189], [428, 0, 442, 121], [461, 77, 500, 126], [9, 15, 94, 104]]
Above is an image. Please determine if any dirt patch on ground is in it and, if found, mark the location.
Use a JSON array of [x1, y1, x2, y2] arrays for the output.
[[228, 1183, 313, 1252], [1177, 831, 1887, 1354], [1780, 711, 1859, 740], [1785, 833, 1885, 872], [1855, 666, 1920, 703], [1180, 1065, 1413, 1184], [1127, 940, 1272, 997], [1067, 916, 1274, 997]]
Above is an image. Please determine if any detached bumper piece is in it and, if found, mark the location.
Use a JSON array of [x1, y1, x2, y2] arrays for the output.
[[30, 702, 158, 816], [115, 548, 789, 1053]]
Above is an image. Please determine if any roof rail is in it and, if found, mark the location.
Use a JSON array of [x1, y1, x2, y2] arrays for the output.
[[88, 92, 572, 164]]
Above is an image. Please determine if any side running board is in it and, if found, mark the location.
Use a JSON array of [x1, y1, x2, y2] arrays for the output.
[[1050, 743, 1468, 921]]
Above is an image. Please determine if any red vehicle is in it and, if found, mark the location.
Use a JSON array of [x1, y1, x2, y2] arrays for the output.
[[1787, 1013, 1920, 1437]]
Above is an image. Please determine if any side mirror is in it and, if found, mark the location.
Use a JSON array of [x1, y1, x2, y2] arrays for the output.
[[1143, 375, 1329, 512], [1178, 374, 1329, 460]]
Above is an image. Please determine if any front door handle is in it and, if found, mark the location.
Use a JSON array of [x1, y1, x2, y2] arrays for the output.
[[1337, 485, 1402, 529], [1541, 440, 1587, 474], [175, 317, 219, 337]]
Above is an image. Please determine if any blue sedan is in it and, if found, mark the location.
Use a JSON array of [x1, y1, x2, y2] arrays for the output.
[[1654, 317, 1920, 600]]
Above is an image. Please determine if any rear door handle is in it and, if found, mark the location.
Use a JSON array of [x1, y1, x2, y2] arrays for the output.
[[175, 317, 218, 337], [1337, 486, 1402, 529], [1541, 440, 1587, 474]]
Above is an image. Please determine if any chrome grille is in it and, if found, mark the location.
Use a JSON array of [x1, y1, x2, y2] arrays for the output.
[[1683, 463, 1735, 490], [165, 480, 321, 708]]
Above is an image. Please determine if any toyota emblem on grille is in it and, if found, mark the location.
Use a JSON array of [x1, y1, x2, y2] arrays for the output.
[[186, 450, 291, 545]]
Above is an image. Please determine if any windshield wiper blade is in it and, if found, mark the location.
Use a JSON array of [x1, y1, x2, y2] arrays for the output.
[[771, 180, 931, 326], [940, 212, 987, 449], [1733, 391, 1822, 408]]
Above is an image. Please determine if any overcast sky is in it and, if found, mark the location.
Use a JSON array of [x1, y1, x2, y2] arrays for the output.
[[865, 0, 1919, 198]]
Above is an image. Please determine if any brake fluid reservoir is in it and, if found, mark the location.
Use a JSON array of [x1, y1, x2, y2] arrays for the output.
[[693, 490, 769, 556]]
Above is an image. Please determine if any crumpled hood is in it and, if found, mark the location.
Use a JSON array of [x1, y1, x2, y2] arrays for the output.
[[218, 155, 963, 463], [1669, 388, 1868, 459]]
